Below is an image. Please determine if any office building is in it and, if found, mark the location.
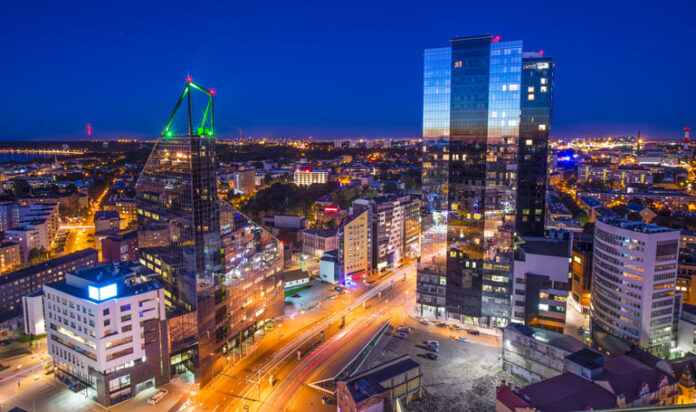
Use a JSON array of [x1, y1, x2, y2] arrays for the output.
[[135, 80, 284, 386], [338, 208, 372, 284], [512, 237, 570, 332], [353, 195, 418, 273], [591, 217, 680, 357], [516, 52, 554, 237], [44, 264, 169, 407], [293, 169, 328, 186], [233, 167, 256, 195], [419, 35, 552, 326]]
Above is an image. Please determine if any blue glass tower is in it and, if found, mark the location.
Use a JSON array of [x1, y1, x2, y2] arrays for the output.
[[418, 35, 554, 326]]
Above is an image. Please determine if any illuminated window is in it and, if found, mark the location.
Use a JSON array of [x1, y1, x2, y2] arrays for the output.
[[540, 78, 548, 84], [528, 94, 535, 100], [540, 86, 548, 93], [527, 86, 534, 93], [509, 84, 519, 91], [539, 124, 546, 131], [454, 61, 462, 68], [502, 84, 507, 91], [525, 139, 533, 146]]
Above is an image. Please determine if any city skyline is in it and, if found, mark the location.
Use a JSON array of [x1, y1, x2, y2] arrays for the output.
[[2, 1, 695, 141]]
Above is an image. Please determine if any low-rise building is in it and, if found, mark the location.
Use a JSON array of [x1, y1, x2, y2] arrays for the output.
[[44, 263, 169, 407], [0, 241, 21, 274], [497, 348, 680, 411], [284, 269, 310, 290], [512, 237, 571, 332], [293, 169, 328, 186], [502, 323, 588, 384], [94, 210, 121, 232], [100, 230, 138, 263], [301, 228, 338, 259], [337, 355, 421, 412], [319, 250, 339, 284], [22, 291, 46, 336]]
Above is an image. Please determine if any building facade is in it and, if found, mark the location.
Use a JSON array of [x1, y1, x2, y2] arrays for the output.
[[512, 237, 570, 332], [136, 127, 284, 386], [0, 241, 21, 274], [591, 217, 680, 357], [418, 34, 553, 326], [293, 169, 328, 186], [233, 167, 256, 195], [44, 264, 169, 407], [302, 228, 338, 259], [338, 208, 372, 284]]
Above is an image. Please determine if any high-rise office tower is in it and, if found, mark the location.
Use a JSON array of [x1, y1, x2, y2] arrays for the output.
[[136, 80, 284, 385], [417, 35, 554, 326], [517, 53, 555, 237]]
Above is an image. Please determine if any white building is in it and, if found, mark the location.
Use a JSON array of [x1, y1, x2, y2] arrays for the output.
[[293, 169, 328, 186], [5, 202, 60, 263], [512, 237, 571, 333], [591, 217, 680, 357], [44, 263, 169, 407]]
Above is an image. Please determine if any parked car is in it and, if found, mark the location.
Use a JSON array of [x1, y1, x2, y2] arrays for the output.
[[435, 322, 447, 328], [394, 332, 408, 339], [466, 329, 480, 336], [455, 336, 468, 342], [148, 389, 168, 405], [334, 286, 343, 292], [426, 340, 440, 352], [425, 353, 438, 360], [397, 327, 412, 334]]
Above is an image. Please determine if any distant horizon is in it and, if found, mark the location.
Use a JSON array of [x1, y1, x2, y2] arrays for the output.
[[2, 2, 694, 142]]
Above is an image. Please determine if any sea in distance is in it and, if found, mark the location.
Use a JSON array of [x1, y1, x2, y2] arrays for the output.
[[0, 152, 68, 164]]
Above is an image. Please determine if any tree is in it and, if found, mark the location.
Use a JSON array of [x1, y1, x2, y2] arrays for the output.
[[28, 247, 50, 265]]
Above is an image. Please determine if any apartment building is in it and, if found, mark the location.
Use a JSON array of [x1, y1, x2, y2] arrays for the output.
[[338, 208, 372, 284], [591, 217, 680, 357]]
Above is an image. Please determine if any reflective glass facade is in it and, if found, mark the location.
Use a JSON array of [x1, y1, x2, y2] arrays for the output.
[[517, 55, 555, 237], [418, 35, 552, 326], [136, 134, 283, 385]]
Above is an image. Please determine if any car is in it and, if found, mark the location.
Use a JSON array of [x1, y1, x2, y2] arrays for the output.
[[328, 295, 337, 300], [426, 339, 439, 347], [148, 389, 168, 405], [418, 318, 430, 325], [334, 286, 343, 291], [394, 333, 408, 339], [425, 353, 438, 360], [291, 293, 301, 298], [466, 329, 480, 336], [455, 336, 468, 342], [397, 327, 412, 334], [435, 322, 447, 328]]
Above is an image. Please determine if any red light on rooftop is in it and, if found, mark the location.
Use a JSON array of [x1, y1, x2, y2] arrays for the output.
[[186, 75, 192, 83], [324, 207, 338, 213], [686, 127, 691, 132], [539, 50, 544, 55], [210, 88, 216, 95], [491, 35, 501, 43]]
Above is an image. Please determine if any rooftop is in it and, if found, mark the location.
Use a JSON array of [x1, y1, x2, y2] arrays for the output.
[[598, 216, 677, 234], [341, 355, 420, 403], [95, 210, 120, 220], [518, 373, 616, 411], [0, 248, 97, 287], [517, 237, 569, 258]]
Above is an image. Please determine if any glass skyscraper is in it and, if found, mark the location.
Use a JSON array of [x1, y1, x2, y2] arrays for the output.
[[136, 81, 284, 385], [417, 35, 554, 326]]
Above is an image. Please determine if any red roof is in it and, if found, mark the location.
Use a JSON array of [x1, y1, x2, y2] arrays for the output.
[[497, 385, 531, 410]]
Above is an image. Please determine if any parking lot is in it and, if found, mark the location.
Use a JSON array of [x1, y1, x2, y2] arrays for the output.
[[364, 317, 519, 412]]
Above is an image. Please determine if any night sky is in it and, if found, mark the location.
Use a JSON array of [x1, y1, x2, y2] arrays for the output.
[[2, 1, 694, 141]]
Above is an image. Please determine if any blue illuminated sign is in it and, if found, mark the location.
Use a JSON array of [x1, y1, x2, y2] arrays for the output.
[[88, 283, 117, 301]]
